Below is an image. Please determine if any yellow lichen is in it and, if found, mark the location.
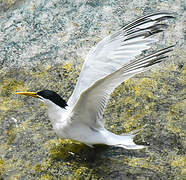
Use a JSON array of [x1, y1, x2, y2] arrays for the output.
[[124, 157, 164, 173], [37, 174, 53, 180], [0, 98, 24, 112], [182, 65, 186, 75], [181, 168, 186, 175], [168, 64, 177, 71], [170, 156, 186, 168], [0, 158, 5, 176], [0, 78, 28, 113], [123, 117, 139, 132], [33, 161, 52, 174], [1, 0, 13, 7], [44, 139, 89, 160], [5, 128, 17, 144], [166, 100, 185, 134], [63, 63, 73, 73], [1, 79, 28, 96], [16, 27, 21, 31], [74, 166, 90, 178]]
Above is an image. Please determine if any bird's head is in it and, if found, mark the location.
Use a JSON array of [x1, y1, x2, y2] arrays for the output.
[[16, 90, 67, 109]]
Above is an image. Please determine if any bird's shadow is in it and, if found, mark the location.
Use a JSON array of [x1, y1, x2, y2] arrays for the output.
[[49, 142, 149, 165]]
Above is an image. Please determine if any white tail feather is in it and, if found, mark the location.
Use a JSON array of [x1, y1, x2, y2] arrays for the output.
[[113, 136, 146, 149], [103, 129, 146, 150]]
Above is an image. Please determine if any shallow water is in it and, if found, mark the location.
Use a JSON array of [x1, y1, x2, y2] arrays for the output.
[[0, 0, 185, 179]]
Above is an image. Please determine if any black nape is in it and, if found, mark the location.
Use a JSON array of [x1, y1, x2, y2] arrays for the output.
[[37, 90, 67, 108]]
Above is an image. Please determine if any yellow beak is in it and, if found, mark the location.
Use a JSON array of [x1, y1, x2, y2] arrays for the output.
[[16, 92, 39, 98]]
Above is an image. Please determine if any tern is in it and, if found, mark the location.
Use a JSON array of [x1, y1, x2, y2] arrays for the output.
[[17, 12, 174, 149]]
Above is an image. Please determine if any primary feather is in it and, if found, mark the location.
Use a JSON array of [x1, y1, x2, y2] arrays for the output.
[[68, 12, 174, 107], [71, 46, 174, 129]]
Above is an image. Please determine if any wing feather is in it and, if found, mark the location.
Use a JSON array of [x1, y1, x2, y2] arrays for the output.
[[71, 46, 174, 128], [68, 12, 174, 107]]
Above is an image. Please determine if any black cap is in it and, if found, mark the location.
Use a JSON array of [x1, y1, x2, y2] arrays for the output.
[[37, 90, 67, 108]]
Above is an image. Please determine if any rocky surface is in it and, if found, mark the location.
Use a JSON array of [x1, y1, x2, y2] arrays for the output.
[[0, 0, 185, 179]]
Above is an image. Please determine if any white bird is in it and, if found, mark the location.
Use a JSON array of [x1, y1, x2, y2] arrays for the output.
[[16, 12, 174, 149]]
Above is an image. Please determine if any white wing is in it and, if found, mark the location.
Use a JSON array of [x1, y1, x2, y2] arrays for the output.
[[68, 12, 174, 107], [71, 46, 174, 129]]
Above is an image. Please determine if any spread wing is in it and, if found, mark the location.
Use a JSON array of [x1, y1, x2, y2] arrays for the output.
[[71, 46, 174, 129], [67, 12, 174, 107]]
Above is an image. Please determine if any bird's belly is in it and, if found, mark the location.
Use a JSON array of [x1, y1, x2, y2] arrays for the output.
[[53, 121, 106, 145]]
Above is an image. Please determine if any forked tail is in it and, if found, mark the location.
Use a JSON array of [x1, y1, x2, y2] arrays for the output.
[[113, 135, 145, 149], [105, 129, 146, 149]]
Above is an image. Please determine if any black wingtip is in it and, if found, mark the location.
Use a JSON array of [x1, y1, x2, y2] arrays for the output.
[[144, 56, 169, 68], [158, 45, 175, 52], [122, 12, 175, 31], [144, 45, 175, 68], [144, 11, 176, 19]]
